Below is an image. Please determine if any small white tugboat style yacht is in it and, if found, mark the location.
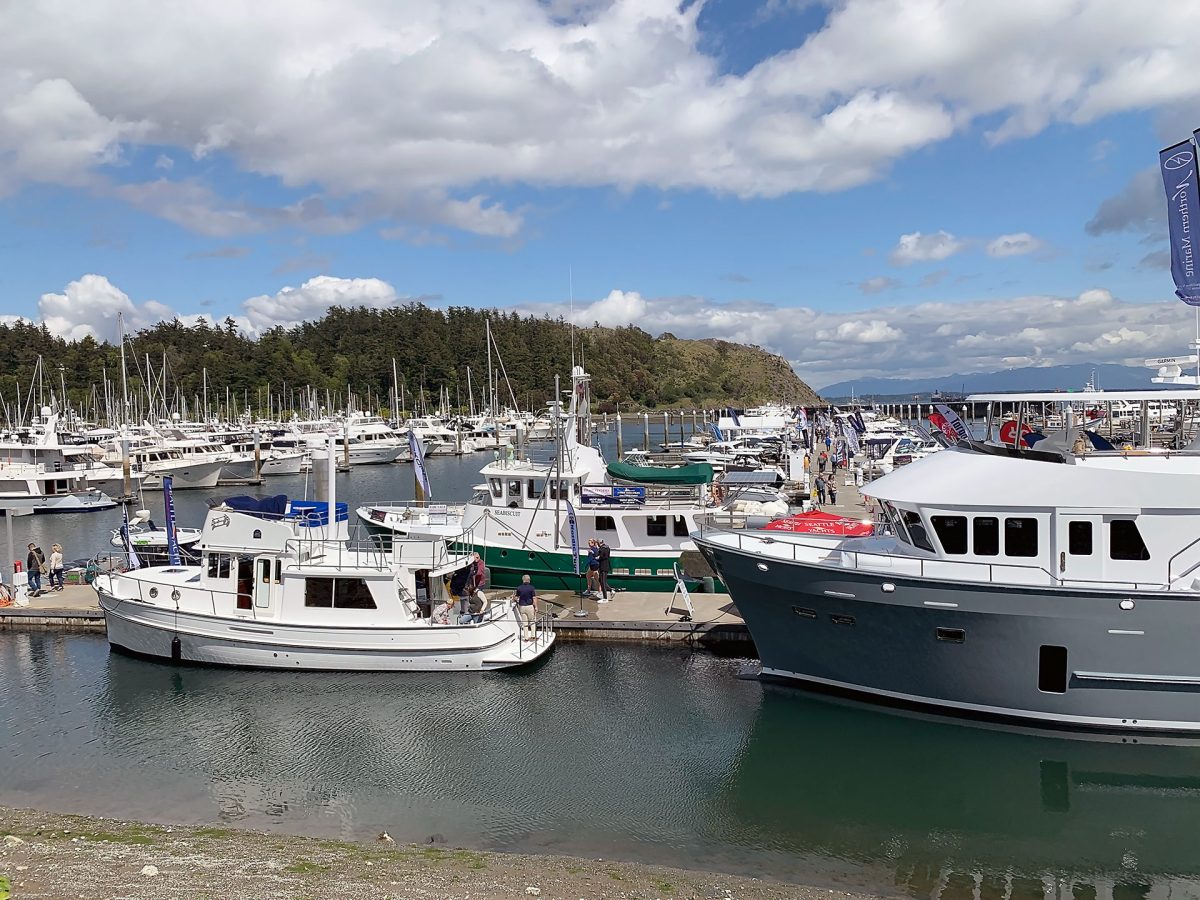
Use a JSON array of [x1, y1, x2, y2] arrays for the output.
[[93, 492, 555, 671], [696, 389, 1200, 733]]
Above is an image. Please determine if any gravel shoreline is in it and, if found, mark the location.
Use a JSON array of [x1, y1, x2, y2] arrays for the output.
[[0, 806, 887, 899]]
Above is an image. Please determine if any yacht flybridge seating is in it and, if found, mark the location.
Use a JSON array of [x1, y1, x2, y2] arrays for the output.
[[93, 495, 554, 671], [696, 387, 1200, 732]]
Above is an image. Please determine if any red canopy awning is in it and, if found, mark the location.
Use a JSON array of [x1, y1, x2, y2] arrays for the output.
[[763, 510, 873, 537]]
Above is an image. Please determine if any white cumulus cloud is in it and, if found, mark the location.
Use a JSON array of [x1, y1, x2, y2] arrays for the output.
[[890, 230, 964, 266], [986, 232, 1044, 257], [0, 1, 1195, 236]]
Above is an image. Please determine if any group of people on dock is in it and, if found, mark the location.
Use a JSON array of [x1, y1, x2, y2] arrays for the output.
[[585, 538, 613, 602], [24, 542, 65, 598]]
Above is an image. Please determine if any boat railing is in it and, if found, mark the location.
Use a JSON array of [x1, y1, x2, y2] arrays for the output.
[[695, 521, 1175, 592], [1167, 534, 1200, 585]]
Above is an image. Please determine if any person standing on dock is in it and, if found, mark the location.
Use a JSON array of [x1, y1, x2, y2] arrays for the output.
[[513, 574, 538, 641], [586, 539, 601, 596], [26, 543, 46, 598], [48, 543, 65, 592], [596, 539, 612, 602], [828, 480, 838, 506], [814, 474, 826, 506]]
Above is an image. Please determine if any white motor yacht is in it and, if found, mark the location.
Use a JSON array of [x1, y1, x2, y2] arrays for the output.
[[94, 496, 555, 671]]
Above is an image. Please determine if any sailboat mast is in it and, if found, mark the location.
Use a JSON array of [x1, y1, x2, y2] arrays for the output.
[[118, 312, 129, 428]]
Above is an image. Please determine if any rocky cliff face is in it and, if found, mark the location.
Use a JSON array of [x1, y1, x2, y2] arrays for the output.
[[650, 336, 820, 407]]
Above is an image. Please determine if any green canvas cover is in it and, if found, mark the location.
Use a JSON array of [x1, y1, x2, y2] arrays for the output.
[[605, 460, 714, 485]]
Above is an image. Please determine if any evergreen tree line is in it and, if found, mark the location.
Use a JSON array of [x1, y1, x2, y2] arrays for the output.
[[0, 304, 804, 420]]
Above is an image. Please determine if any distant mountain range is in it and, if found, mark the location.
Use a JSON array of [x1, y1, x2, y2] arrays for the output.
[[819, 362, 1162, 399]]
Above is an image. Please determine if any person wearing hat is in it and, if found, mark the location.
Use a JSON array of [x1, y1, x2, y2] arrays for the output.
[[26, 543, 46, 597], [512, 574, 538, 641]]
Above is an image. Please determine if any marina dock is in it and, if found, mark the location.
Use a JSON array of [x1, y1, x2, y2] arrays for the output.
[[0, 582, 754, 647]]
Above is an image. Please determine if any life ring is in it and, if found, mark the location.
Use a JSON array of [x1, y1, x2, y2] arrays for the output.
[[999, 420, 1032, 446]]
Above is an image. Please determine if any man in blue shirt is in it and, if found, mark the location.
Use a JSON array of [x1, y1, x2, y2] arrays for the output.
[[513, 574, 538, 641]]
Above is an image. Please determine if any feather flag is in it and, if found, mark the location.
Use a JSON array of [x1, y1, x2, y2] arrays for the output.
[[119, 505, 142, 571]]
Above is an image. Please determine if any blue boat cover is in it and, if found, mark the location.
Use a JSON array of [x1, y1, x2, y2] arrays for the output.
[[289, 499, 349, 526], [223, 495, 290, 517]]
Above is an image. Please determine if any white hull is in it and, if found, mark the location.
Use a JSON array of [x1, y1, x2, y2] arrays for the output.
[[141, 459, 225, 489], [98, 590, 554, 671], [352, 446, 406, 465], [221, 452, 306, 479], [0, 491, 115, 513]]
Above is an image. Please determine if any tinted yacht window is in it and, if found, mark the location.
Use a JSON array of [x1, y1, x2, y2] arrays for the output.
[[973, 518, 999, 556], [1068, 521, 1093, 555], [1110, 519, 1150, 560], [1004, 518, 1038, 557], [930, 516, 968, 555], [901, 511, 935, 553]]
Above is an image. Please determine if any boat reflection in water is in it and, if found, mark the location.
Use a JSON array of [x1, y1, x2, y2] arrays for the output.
[[6, 630, 1200, 896], [730, 683, 1200, 898]]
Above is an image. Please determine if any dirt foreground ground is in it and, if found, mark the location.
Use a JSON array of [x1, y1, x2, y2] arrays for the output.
[[0, 806, 884, 900]]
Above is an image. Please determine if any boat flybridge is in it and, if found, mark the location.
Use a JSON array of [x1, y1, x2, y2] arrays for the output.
[[94, 490, 555, 671], [695, 387, 1200, 732]]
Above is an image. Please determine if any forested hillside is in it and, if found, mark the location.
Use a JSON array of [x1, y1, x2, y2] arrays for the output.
[[0, 305, 817, 414]]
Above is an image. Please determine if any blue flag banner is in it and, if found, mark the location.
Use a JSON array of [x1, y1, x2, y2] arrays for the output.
[[566, 500, 580, 576], [120, 505, 142, 571], [1160, 140, 1200, 305], [408, 429, 432, 499], [708, 422, 725, 442], [162, 475, 180, 566]]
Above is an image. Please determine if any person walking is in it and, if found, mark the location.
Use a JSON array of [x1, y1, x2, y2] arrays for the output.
[[828, 480, 838, 506], [595, 539, 612, 602], [513, 574, 538, 641], [586, 539, 601, 596], [48, 543, 65, 592], [814, 474, 826, 505], [819, 450, 829, 473], [26, 543, 46, 598]]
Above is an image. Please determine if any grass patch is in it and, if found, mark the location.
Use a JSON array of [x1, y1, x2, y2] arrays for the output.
[[192, 827, 236, 840], [653, 879, 675, 894], [283, 859, 329, 875], [82, 830, 155, 845], [0, 873, 11, 900], [609, 869, 625, 881], [565, 865, 584, 874]]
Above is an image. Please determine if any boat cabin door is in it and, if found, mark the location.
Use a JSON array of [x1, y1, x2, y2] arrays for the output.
[[253, 556, 281, 614], [1054, 512, 1104, 583]]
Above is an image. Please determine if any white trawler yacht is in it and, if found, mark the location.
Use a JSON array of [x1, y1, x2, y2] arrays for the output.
[[696, 387, 1200, 732], [94, 467, 555, 670]]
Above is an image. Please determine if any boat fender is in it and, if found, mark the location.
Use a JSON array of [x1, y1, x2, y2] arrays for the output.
[[999, 420, 1033, 446], [170, 635, 182, 664]]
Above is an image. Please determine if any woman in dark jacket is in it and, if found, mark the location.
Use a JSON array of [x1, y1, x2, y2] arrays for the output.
[[596, 540, 612, 602]]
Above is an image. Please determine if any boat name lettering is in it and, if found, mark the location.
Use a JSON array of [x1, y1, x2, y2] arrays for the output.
[[211, 515, 230, 528], [582, 486, 646, 506]]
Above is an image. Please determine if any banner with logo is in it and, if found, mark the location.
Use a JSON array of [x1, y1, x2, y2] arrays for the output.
[[566, 500, 580, 576], [120, 505, 142, 571], [408, 429, 432, 500], [1160, 140, 1200, 305], [162, 475, 181, 565], [933, 403, 971, 442]]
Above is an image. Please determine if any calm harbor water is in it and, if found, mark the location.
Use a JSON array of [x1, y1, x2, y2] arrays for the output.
[[7, 423, 1200, 894], [5, 631, 1200, 896]]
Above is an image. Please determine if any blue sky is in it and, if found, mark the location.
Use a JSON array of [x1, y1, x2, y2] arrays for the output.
[[0, 0, 1192, 387]]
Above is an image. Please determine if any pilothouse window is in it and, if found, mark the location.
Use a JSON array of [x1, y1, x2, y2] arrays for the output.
[[1004, 518, 1039, 558], [647, 515, 667, 537], [900, 511, 934, 553], [930, 516, 968, 555], [973, 518, 999, 556], [1110, 519, 1150, 561]]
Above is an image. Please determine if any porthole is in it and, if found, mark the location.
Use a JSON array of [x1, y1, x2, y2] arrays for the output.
[[936, 627, 965, 643], [791, 606, 817, 619], [756, 562, 769, 572], [528, 552, 535, 560], [148, 587, 159, 599], [830, 614, 855, 626], [253, 529, 262, 539]]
